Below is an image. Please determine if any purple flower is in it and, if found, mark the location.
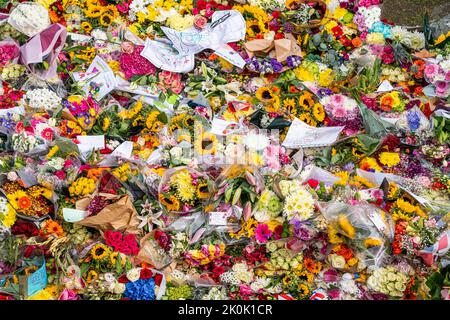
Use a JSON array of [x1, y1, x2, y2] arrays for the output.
[[286, 55, 302, 68], [270, 58, 283, 73]]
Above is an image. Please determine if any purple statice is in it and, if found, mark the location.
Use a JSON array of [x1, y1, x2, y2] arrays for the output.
[[407, 110, 420, 131], [246, 57, 261, 72], [270, 58, 283, 73], [286, 55, 302, 68], [283, 22, 294, 33]]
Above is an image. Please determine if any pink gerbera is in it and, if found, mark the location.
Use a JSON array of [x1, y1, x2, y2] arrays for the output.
[[255, 224, 272, 244], [41, 128, 54, 141]]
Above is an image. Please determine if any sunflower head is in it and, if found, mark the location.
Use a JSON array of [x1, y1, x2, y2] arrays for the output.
[[159, 194, 181, 212], [196, 182, 210, 200], [91, 244, 110, 261]]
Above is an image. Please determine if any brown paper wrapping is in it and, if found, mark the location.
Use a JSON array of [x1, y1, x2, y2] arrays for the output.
[[75, 193, 141, 234], [136, 231, 172, 270], [244, 34, 301, 62]]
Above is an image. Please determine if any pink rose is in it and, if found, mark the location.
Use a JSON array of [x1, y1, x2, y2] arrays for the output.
[[193, 15, 208, 30], [120, 41, 135, 54]]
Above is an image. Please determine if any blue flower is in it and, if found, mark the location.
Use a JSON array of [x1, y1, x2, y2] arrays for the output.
[[407, 111, 420, 131], [123, 278, 156, 300]]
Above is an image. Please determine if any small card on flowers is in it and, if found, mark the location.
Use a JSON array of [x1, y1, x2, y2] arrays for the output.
[[282, 118, 344, 148]]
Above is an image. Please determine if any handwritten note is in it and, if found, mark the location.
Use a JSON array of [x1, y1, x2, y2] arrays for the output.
[[282, 118, 344, 148]]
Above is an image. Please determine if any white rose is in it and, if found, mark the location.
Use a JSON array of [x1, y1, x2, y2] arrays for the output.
[[387, 272, 397, 281], [394, 281, 406, 292], [126, 268, 141, 282], [329, 254, 346, 269]]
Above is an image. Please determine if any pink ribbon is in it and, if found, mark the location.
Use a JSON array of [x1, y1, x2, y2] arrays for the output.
[[20, 23, 67, 80]]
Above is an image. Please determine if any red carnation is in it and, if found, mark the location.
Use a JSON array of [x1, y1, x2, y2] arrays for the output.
[[306, 179, 319, 189]]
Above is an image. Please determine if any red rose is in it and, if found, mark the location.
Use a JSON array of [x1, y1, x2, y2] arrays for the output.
[[154, 274, 163, 286], [123, 233, 137, 245], [140, 268, 153, 279], [118, 244, 132, 255], [272, 11, 280, 19], [306, 179, 319, 189], [118, 274, 129, 284]]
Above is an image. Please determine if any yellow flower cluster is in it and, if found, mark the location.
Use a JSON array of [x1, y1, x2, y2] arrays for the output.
[[171, 169, 196, 202], [392, 198, 427, 221], [233, 4, 270, 38], [112, 163, 138, 182], [379, 152, 401, 167], [69, 177, 96, 197]]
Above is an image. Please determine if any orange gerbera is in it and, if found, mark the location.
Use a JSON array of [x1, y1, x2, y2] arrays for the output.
[[304, 257, 315, 272], [18, 196, 32, 210], [380, 95, 394, 112]]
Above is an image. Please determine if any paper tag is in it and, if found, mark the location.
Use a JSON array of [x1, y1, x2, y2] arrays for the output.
[[367, 210, 387, 233], [27, 260, 47, 297], [62, 208, 87, 222], [208, 212, 231, 226], [77, 135, 105, 154], [214, 44, 246, 69], [0, 106, 25, 116], [141, 38, 195, 73], [282, 118, 344, 148], [210, 118, 239, 136], [376, 80, 394, 92]]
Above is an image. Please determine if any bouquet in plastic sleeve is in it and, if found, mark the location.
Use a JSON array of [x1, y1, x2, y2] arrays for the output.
[[321, 201, 394, 270], [7, 3, 50, 37], [208, 165, 265, 222], [158, 166, 213, 215]]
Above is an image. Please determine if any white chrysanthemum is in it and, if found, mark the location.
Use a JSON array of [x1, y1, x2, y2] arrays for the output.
[[283, 186, 315, 221]]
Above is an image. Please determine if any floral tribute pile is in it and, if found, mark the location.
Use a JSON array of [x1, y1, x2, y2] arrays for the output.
[[0, 0, 449, 301]]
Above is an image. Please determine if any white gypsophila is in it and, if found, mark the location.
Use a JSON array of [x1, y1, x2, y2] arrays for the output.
[[8, 3, 50, 37], [26, 88, 62, 112], [126, 268, 141, 282]]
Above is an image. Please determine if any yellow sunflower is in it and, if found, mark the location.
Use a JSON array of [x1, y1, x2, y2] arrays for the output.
[[99, 13, 114, 27], [256, 86, 276, 103], [312, 103, 325, 121], [159, 194, 181, 211], [91, 244, 110, 261], [80, 21, 92, 33], [194, 132, 218, 155], [196, 182, 210, 199]]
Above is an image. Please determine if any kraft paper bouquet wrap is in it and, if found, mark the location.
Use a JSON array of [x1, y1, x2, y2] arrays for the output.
[[75, 193, 141, 235]]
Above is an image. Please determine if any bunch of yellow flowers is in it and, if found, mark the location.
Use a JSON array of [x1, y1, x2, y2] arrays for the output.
[[69, 177, 96, 197]]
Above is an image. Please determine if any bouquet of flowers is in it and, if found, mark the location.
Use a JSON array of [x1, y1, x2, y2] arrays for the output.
[[159, 167, 213, 214]]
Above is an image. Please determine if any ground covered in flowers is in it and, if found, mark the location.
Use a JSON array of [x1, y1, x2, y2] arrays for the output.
[[0, 0, 449, 301]]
